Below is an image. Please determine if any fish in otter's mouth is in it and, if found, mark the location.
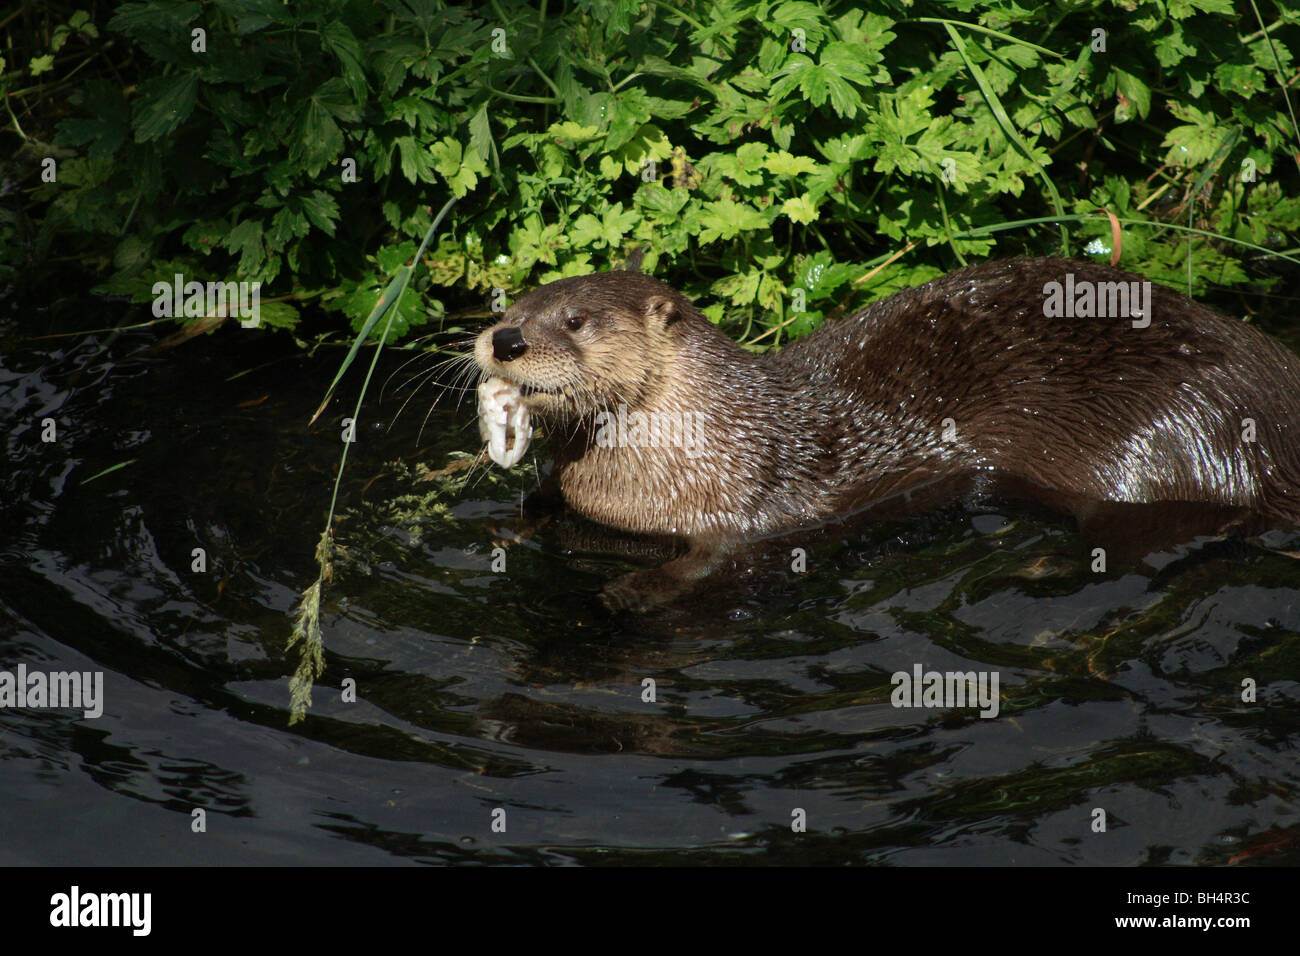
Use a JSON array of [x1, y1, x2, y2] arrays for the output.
[[477, 377, 532, 467]]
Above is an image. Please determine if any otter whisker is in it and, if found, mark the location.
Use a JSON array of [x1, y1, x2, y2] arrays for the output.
[[413, 352, 480, 446], [391, 349, 476, 436]]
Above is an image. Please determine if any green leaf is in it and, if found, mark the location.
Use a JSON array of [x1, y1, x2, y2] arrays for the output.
[[300, 191, 339, 236], [468, 102, 495, 170], [546, 121, 601, 144], [764, 151, 819, 176], [757, 36, 789, 75], [771, 53, 869, 118], [569, 202, 638, 249], [225, 219, 265, 275], [695, 199, 769, 244], [713, 269, 761, 305], [256, 301, 300, 329], [820, 40, 888, 82], [1162, 116, 1231, 166], [395, 136, 438, 184], [1213, 62, 1264, 97], [320, 20, 367, 105], [182, 221, 225, 255], [600, 123, 672, 177], [781, 194, 819, 224], [268, 206, 310, 247], [340, 280, 426, 339], [1169, 0, 1235, 15], [711, 142, 770, 186], [56, 81, 129, 159], [113, 236, 151, 273], [313, 76, 361, 123], [605, 88, 653, 151], [429, 137, 488, 197], [292, 79, 357, 176], [767, 1, 832, 47], [132, 72, 198, 142], [1113, 68, 1151, 122], [376, 240, 416, 273], [1154, 24, 1197, 68], [635, 183, 691, 218], [108, 1, 201, 40], [835, 10, 896, 54], [794, 252, 860, 298]]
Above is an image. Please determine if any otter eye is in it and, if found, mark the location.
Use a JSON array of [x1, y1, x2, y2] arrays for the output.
[[565, 314, 586, 332]]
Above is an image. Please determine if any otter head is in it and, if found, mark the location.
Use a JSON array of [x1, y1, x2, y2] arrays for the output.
[[474, 272, 701, 423]]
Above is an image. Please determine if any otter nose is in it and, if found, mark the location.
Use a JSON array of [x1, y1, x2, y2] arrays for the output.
[[492, 326, 528, 362]]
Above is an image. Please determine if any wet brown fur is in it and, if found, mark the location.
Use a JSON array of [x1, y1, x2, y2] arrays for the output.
[[474, 258, 1300, 543]]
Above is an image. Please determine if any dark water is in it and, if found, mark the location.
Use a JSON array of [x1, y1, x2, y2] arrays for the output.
[[2, 299, 1299, 866]]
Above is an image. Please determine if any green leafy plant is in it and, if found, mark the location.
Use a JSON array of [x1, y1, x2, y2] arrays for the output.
[[4, 0, 1298, 345]]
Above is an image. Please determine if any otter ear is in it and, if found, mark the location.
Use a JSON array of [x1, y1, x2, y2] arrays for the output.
[[644, 295, 681, 327]]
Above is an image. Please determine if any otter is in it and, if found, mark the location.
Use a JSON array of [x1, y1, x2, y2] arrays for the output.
[[472, 257, 1300, 567]]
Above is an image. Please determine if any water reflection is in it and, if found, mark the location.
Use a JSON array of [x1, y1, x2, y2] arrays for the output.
[[1, 308, 1297, 866]]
